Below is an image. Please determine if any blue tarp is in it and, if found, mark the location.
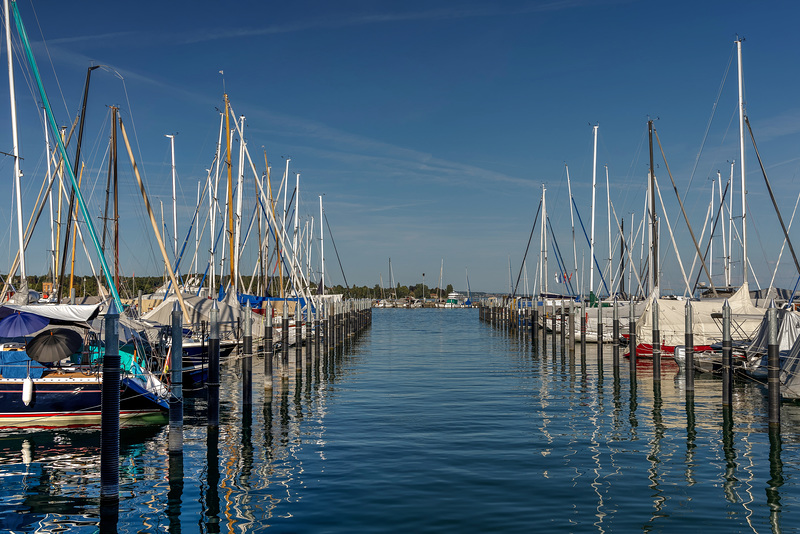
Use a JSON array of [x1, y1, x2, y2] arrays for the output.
[[0, 351, 46, 379]]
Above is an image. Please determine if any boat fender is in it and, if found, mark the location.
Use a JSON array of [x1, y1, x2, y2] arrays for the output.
[[22, 377, 33, 406]]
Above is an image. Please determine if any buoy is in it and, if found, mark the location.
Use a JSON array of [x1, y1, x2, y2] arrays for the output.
[[22, 377, 33, 406]]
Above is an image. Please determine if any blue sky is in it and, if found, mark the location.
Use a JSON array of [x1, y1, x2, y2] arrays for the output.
[[1, 0, 799, 295]]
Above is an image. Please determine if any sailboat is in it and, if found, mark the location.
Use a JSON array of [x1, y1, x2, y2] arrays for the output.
[[0, 1, 168, 425]]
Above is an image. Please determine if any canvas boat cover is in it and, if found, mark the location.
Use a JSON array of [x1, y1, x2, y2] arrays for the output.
[[635, 283, 765, 347], [745, 309, 800, 369], [0, 302, 102, 324]]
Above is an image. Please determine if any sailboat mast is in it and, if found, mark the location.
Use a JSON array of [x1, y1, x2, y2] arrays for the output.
[[234, 115, 245, 295], [112, 107, 119, 290], [319, 195, 325, 296], [5, 0, 25, 287], [589, 125, 598, 297], [224, 93, 235, 293], [541, 186, 548, 295], [605, 165, 612, 296], [736, 38, 747, 286], [566, 165, 578, 286], [167, 133, 177, 260], [648, 119, 657, 290], [45, 108, 55, 287]]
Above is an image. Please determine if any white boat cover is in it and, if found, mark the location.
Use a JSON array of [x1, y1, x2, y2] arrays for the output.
[[2, 302, 102, 323], [142, 292, 264, 337], [635, 283, 765, 346]]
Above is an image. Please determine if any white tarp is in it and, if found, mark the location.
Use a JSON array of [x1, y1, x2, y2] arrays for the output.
[[2, 302, 102, 323], [635, 283, 765, 347]]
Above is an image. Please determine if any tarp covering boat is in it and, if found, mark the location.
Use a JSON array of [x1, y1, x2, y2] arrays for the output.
[[635, 283, 765, 347]]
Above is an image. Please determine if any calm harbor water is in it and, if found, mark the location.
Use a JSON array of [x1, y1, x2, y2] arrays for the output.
[[1, 307, 799, 532]]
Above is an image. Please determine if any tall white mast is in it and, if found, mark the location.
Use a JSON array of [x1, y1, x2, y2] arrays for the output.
[[5, 0, 25, 286], [319, 195, 325, 295], [605, 164, 612, 296], [728, 161, 735, 287], [234, 115, 245, 294], [293, 172, 300, 267], [209, 112, 224, 295], [566, 165, 578, 286], [540, 185, 548, 295], [589, 124, 598, 296], [737, 38, 747, 286], [166, 133, 177, 260], [195, 180, 200, 277]]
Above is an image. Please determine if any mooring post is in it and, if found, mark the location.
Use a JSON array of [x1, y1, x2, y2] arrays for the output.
[[101, 301, 121, 504], [532, 302, 539, 343], [265, 303, 273, 389], [281, 302, 289, 371], [612, 297, 620, 369], [208, 301, 220, 428], [722, 299, 732, 407], [243, 303, 253, 408], [685, 299, 694, 393], [652, 298, 661, 381], [295, 305, 302, 370], [70, 287, 76, 305], [569, 299, 575, 352], [169, 302, 183, 454], [314, 304, 321, 359], [580, 298, 586, 361], [560, 300, 566, 348], [598, 299, 604, 368], [137, 289, 143, 317], [551, 301, 557, 343], [768, 300, 781, 428], [629, 297, 637, 378]]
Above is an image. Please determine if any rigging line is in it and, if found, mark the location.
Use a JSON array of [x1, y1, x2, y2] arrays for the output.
[[745, 115, 800, 278], [26, 0, 69, 115], [683, 43, 736, 200], [691, 180, 730, 294], [546, 216, 576, 296], [570, 195, 610, 296], [768, 189, 800, 291], [511, 198, 541, 299], [323, 212, 348, 293], [654, 128, 717, 296]]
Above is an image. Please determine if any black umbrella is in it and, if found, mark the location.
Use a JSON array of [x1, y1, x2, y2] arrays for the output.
[[27, 328, 84, 363]]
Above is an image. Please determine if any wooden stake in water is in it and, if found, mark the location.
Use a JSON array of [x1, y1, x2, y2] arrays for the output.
[[569, 299, 575, 352], [685, 299, 694, 393], [282, 302, 289, 369], [768, 300, 780, 427], [100, 301, 120, 503], [169, 302, 183, 454], [598, 299, 604, 366], [721, 299, 732, 407]]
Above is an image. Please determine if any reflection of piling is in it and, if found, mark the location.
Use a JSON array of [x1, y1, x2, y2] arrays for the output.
[[169, 302, 183, 454], [208, 302, 220, 428], [167, 449, 184, 534], [722, 300, 732, 407], [768, 301, 780, 427], [767, 426, 784, 521], [101, 301, 121, 504], [243, 303, 252, 408], [652, 298, 661, 381], [685, 300, 694, 393]]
